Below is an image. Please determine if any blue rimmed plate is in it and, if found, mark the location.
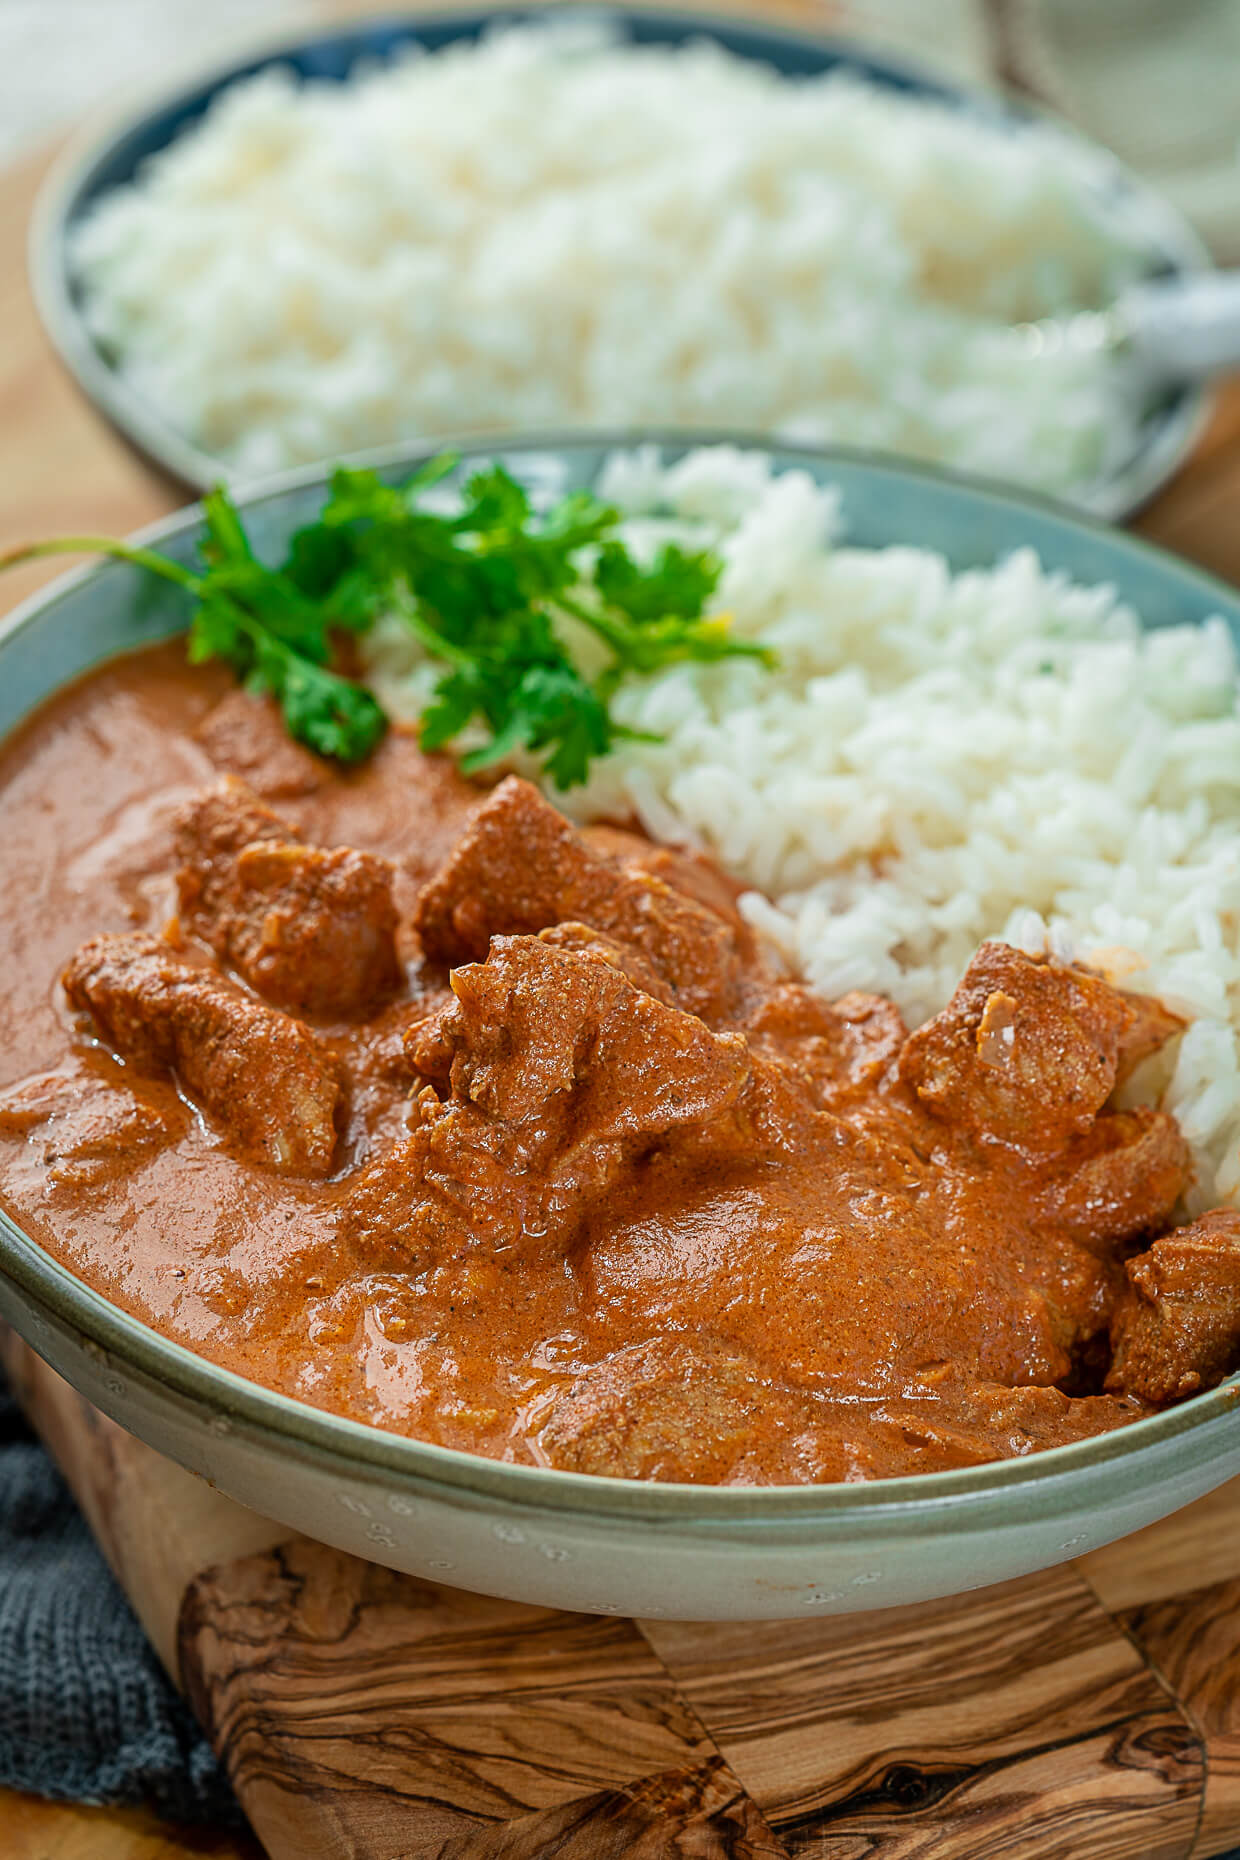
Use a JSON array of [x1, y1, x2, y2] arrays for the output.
[[29, 4, 1212, 514]]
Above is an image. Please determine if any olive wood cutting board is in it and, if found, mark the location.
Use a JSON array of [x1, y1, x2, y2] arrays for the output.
[[7, 1326, 1240, 1860]]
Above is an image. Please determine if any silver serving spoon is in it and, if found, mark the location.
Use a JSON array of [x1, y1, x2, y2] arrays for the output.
[[1012, 271, 1240, 385]]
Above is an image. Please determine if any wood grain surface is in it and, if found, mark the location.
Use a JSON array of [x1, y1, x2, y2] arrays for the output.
[[5, 1792, 264, 1860], [642, 1581, 1204, 1857], [4, 3, 1240, 1856], [178, 1540, 782, 1858], [1123, 1583, 1240, 1860]]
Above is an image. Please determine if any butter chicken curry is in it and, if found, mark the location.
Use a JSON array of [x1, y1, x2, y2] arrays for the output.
[[3, 644, 1240, 1483]]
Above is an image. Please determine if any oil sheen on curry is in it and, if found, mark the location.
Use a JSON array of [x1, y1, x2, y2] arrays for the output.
[[3, 643, 1239, 1485]]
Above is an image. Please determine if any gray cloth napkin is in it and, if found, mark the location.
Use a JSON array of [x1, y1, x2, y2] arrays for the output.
[[0, 1370, 239, 1826]]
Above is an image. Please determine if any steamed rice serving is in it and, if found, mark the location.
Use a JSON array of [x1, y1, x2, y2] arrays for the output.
[[71, 19, 1150, 494], [364, 445, 1240, 1212]]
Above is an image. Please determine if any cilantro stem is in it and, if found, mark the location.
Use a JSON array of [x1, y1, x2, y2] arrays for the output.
[[0, 536, 203, 595], [388, 582, 476, 669], [202, 490, 254, 564], [556, 591, 641, 658]]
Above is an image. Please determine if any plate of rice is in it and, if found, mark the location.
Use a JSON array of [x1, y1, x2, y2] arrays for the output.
[[32, 5, 1210, 514]]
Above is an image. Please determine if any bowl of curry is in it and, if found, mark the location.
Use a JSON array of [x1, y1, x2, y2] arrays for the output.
[[1, 434, 1238, 1622]]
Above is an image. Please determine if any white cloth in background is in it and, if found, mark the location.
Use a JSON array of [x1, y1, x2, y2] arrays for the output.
[[0, 0, 304, 166], [838, 0, 1240, 261], [1003, 0, 1240, 262]]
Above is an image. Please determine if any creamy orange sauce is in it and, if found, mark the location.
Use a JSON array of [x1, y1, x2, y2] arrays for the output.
[[1, 644, 1226, 1483]]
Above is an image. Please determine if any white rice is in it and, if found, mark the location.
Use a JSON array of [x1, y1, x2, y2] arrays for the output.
[[71, 18, 1148, 496], [363, 445, 1240, 1211]]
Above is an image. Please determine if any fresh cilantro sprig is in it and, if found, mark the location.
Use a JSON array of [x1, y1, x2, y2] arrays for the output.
[[0, 491, 386, 762], [1, 454, 775, 787]]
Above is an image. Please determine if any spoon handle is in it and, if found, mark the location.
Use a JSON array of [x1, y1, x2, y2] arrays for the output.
[[1121, 271, 1240, 383]]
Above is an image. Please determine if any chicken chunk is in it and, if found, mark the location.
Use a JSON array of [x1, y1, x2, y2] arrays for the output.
[[413, 776, 751, 1021], [899, 943, 1183, 1155], [176, 778, 401, 1019], [194, 690, 328, 799], [1107, 1210, 1240, 1403], [534, 922, 677, 1005], [62, 933, 340, 1176], [411, 932, 754, 1129], [342, 936, 762, 1268], [871, 1374, 1147, 1469], [746, 984, 906, 1109], [1113, 988, 1188, 1087], [539, 1335, 916, 1483], [539, 1335, 813, 1482], [1041, 1109, 1192, 1251], [581, 824, 747, 928], [338, 1087, 524, 1274]]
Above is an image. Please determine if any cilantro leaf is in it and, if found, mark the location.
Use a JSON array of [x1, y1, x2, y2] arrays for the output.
[[1, 451, 777, 785], [595, 539, 722, 623], [284, 521, 356, 601], [455, 464, 532, 537]]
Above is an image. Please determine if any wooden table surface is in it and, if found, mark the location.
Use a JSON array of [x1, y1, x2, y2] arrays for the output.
[[4, 18, 1240, 1857]]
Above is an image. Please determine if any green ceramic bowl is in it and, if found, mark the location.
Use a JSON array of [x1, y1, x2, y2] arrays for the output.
[[2, 434, 1237, 1620]]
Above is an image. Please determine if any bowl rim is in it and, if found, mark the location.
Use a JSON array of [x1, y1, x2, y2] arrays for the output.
[[2, 427, 1240, 1523], [27, 0, 1215, 518]]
